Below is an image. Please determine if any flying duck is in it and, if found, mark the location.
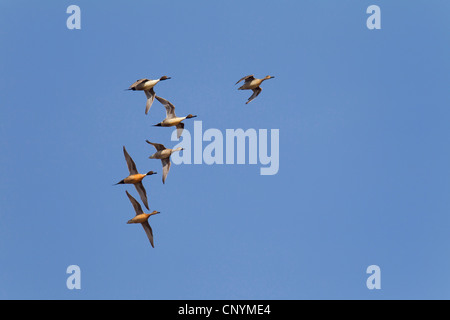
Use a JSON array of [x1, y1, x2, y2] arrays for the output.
[[235, 75, 274, 104], [153, 95, 197, 138], [125, 190, 160, 248], [127, 76, 171, 114], [146, 140, 184, 184], [115, 146, 156, 210]]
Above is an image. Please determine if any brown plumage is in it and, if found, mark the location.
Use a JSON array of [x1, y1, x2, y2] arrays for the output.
[[115, 146, 157, 210], [125, 190, 160, 248], [235, 74, 274, 104]]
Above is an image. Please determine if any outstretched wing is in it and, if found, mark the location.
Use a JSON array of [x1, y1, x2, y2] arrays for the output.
[[125, 190, 144, 216], [235, 75, 254, 85], [141, 221, 155, 248], [246, 87, 262, 104], [123, 146, 138, 175], [155, 95, 176, 119], [176, 123, 184, 139], [161, 158, 171, 184], [144, 88, 155, 115], [146, 140, 166, 151], [134, 182, 149, 211], [129, 79, 148, 89]]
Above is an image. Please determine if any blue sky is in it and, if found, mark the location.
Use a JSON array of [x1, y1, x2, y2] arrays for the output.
[[1, 0, 450, 299]]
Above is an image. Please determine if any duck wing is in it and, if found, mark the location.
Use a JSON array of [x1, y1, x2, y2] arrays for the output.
[[125, 190, 144, 216], [176, 123, 184, 139], [155, 95, 176, 119], [161, 158, 171, 184], [123, 146, 138, 175], [134, 181, 149, 210], [146, 140, 167, 151], [144, 88, 155, 115], [141, 221, 155, 248], [246, 87, 262, 104], [235, 75, 254, 85]]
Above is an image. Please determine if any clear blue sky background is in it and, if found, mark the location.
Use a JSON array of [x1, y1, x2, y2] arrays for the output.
[[1, 0, 450, 299]]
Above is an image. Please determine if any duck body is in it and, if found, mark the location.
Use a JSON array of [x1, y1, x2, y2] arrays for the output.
[[149, 149, 173, 159], [123, 173, 147, 184], [130, 79, 160, 91], [127, 213, 152, 224], [128, 76, 171, 91], [159, 116, 188, 127], [238, 78, 264, 90]]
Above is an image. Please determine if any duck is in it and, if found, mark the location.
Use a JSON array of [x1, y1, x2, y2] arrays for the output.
[[153, 95, 197, 138], [115, 146, 157, 210], [125, 190, 160, 248], [235, 75, 274, 104], [127, 76, 171, 114], [146, 140, 184, 184]]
